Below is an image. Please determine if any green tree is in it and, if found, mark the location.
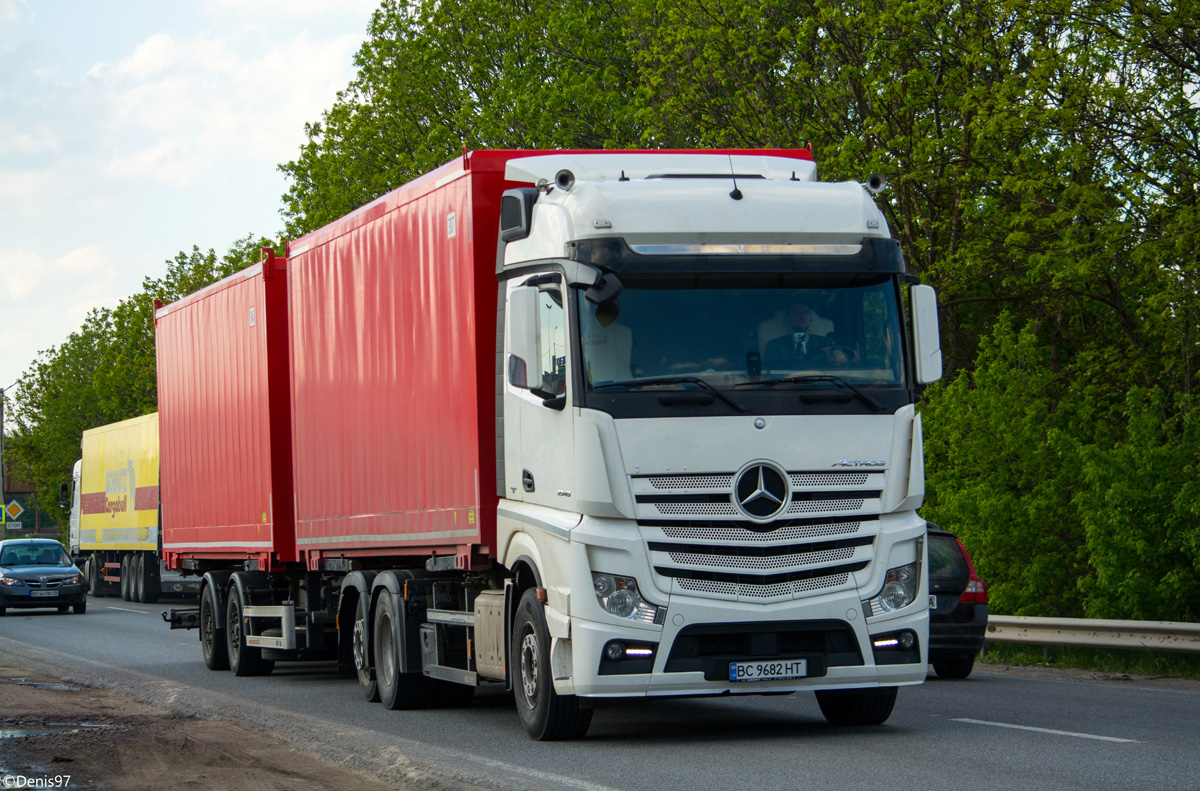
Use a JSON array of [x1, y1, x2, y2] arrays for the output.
[[7, 235, 273, 528]]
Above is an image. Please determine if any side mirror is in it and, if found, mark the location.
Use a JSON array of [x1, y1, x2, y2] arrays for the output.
[[507, 285, 539, 389], [59, 482, 70, 510], [910, 284, 943, 384]]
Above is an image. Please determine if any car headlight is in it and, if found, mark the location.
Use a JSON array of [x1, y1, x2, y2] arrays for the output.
[[62, 574, 82, 585], [862, 560, 921, 617], [592, 572, 663, 624], [0, 576, 27, 587]]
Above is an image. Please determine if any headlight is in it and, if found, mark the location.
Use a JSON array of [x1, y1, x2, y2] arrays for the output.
[[591, 572, 663, 624], [62, 574, 82, 585], [0, 576, 27, 587], [862, 560, 921, 617]]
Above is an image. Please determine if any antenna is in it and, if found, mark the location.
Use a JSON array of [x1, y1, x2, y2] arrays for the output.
[[728, 155, 743, 201]]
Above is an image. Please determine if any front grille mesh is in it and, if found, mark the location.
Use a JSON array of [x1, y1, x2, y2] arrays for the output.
[[676, 573, 850, 599], [637, 467, 883, 603]]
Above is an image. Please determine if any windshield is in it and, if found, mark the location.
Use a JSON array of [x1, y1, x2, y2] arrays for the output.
[[578, 273, 905, 391], [0, 543, 72, 566]]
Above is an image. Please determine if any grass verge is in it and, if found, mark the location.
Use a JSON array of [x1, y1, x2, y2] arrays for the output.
[[981, 642, 1200, 680]]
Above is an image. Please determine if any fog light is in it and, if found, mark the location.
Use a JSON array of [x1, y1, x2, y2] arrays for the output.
[[899, 631, 915, 649], [606, 642, 626, 660]]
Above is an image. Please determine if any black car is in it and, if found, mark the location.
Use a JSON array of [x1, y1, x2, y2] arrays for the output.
[[927, 526, 988, 678], [0, 538, 87, 615]]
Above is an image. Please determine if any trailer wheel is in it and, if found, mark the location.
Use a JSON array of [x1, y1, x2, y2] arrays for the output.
[[120, 555, 133, 602], [226, 584, 274, 677], [374, 593, 432, 710], [131, 555, 145, 603], [85, 555, 97, 595], [139, 554, 160, 604], [354, 598, 380, 702], [200, 583, 229, 671], [815, 687, 898, 726], [512, 589, 592, 740]]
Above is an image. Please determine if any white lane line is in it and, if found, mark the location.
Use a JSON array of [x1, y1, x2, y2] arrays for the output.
[[953, 718, 1140, 743], [104, 606, 149, 613]]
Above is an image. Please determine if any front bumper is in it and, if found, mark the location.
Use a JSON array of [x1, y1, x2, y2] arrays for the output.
[[562, 590, 928, 697], [0, 585, 87, 609]]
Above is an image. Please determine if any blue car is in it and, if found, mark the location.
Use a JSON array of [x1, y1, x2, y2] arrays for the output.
[[0, 538, 87, 615]]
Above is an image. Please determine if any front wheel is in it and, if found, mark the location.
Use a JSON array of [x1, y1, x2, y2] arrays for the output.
[[815, 687, 898, 726], [200, 583, 229, 671], [512, 589, 592, 740], [73, 598, 87, 615]]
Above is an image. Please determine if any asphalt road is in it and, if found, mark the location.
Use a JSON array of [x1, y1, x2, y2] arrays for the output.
[[2, 597, 1199, 791]]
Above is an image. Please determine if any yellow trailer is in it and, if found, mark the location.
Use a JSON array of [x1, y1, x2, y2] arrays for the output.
[[68, 413, 195, 602]]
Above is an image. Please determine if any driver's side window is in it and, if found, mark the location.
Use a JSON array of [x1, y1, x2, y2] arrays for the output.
[[534, 288, 566, 397]]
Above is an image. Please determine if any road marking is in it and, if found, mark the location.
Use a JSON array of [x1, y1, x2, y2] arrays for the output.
[[952, 718, 1139, 743], [104, 606, 149, 613]]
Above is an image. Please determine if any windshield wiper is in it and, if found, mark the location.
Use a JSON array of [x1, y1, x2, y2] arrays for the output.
[[735, 374, 884, 411], [593, 376, 749, 412]]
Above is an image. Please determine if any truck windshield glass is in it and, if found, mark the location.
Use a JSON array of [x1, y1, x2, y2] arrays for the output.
[[577, 273, 905, 391]]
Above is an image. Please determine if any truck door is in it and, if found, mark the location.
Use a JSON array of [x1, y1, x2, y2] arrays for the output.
[[503, 278, 576, 510]]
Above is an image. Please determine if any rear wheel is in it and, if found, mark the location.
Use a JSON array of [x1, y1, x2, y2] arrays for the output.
[[354, 597, 379, 702], [139, 555, 160, 604], [131, 555, 145, 603], [226, 583, 274, 676], [200, 583, 229, 671], [815, 687, 898, 726], [933, 657, 975, 679], [512, 589, 592, 740], [373, 593, 432, 710], [120, 555, 133, 601]]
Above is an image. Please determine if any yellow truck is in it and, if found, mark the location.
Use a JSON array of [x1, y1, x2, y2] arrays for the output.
[[66, 413, 198, 601]]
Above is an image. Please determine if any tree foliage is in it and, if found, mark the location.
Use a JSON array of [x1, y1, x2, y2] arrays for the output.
[[7, 236, 273, 527]]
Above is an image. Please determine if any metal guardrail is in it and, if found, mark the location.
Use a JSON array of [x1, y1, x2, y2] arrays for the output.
[[985, 615, 1200, 654]]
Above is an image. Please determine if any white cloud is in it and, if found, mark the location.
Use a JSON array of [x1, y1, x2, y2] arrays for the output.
[[1, 249, 41, 299], [115, 33, 176, 78], [95, 28, 365, 186], [0, 122, 58, 154], [0, 0, 33, 51], [55, 243, 108, 275]]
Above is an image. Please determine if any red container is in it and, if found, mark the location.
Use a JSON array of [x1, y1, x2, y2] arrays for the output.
[[155, 252, 295, 571], [285, 152, 526, 571]]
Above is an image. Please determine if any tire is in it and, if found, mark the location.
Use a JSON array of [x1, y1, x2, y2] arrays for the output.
[[132, 555, 144, 603], [815, 687, 898, 726], [139, 555, 160, 604], [512, 589, 592, 740], [0, 607, 6, 616], [226, 582, 274, 677], [200, 583, 229, 671], [354, 596, 380, 702], [933, 657, 975, 680], [120, 555, 133, 602], [73, 598, 87, 615], [86, 555, 98, 594], [373, 593, 433, 710]]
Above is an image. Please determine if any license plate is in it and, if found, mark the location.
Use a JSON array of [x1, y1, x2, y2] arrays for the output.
[[729, 659, 807, 682], [30, 590, 57, 597]]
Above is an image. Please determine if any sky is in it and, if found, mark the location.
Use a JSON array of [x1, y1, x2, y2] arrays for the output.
[[0, 0, 378, 395]]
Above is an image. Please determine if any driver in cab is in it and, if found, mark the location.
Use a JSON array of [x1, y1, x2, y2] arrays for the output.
[[763, 301, 833, 363]]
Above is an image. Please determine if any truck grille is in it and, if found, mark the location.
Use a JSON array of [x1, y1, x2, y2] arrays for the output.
[[635, 470, 884, 603]]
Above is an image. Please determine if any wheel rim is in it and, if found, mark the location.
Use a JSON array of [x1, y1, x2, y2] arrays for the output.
[[202, 597, 216, 656], [353, 616, 368, 672], [228, 599, 242, 664], [519, 627, 540, 706]]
